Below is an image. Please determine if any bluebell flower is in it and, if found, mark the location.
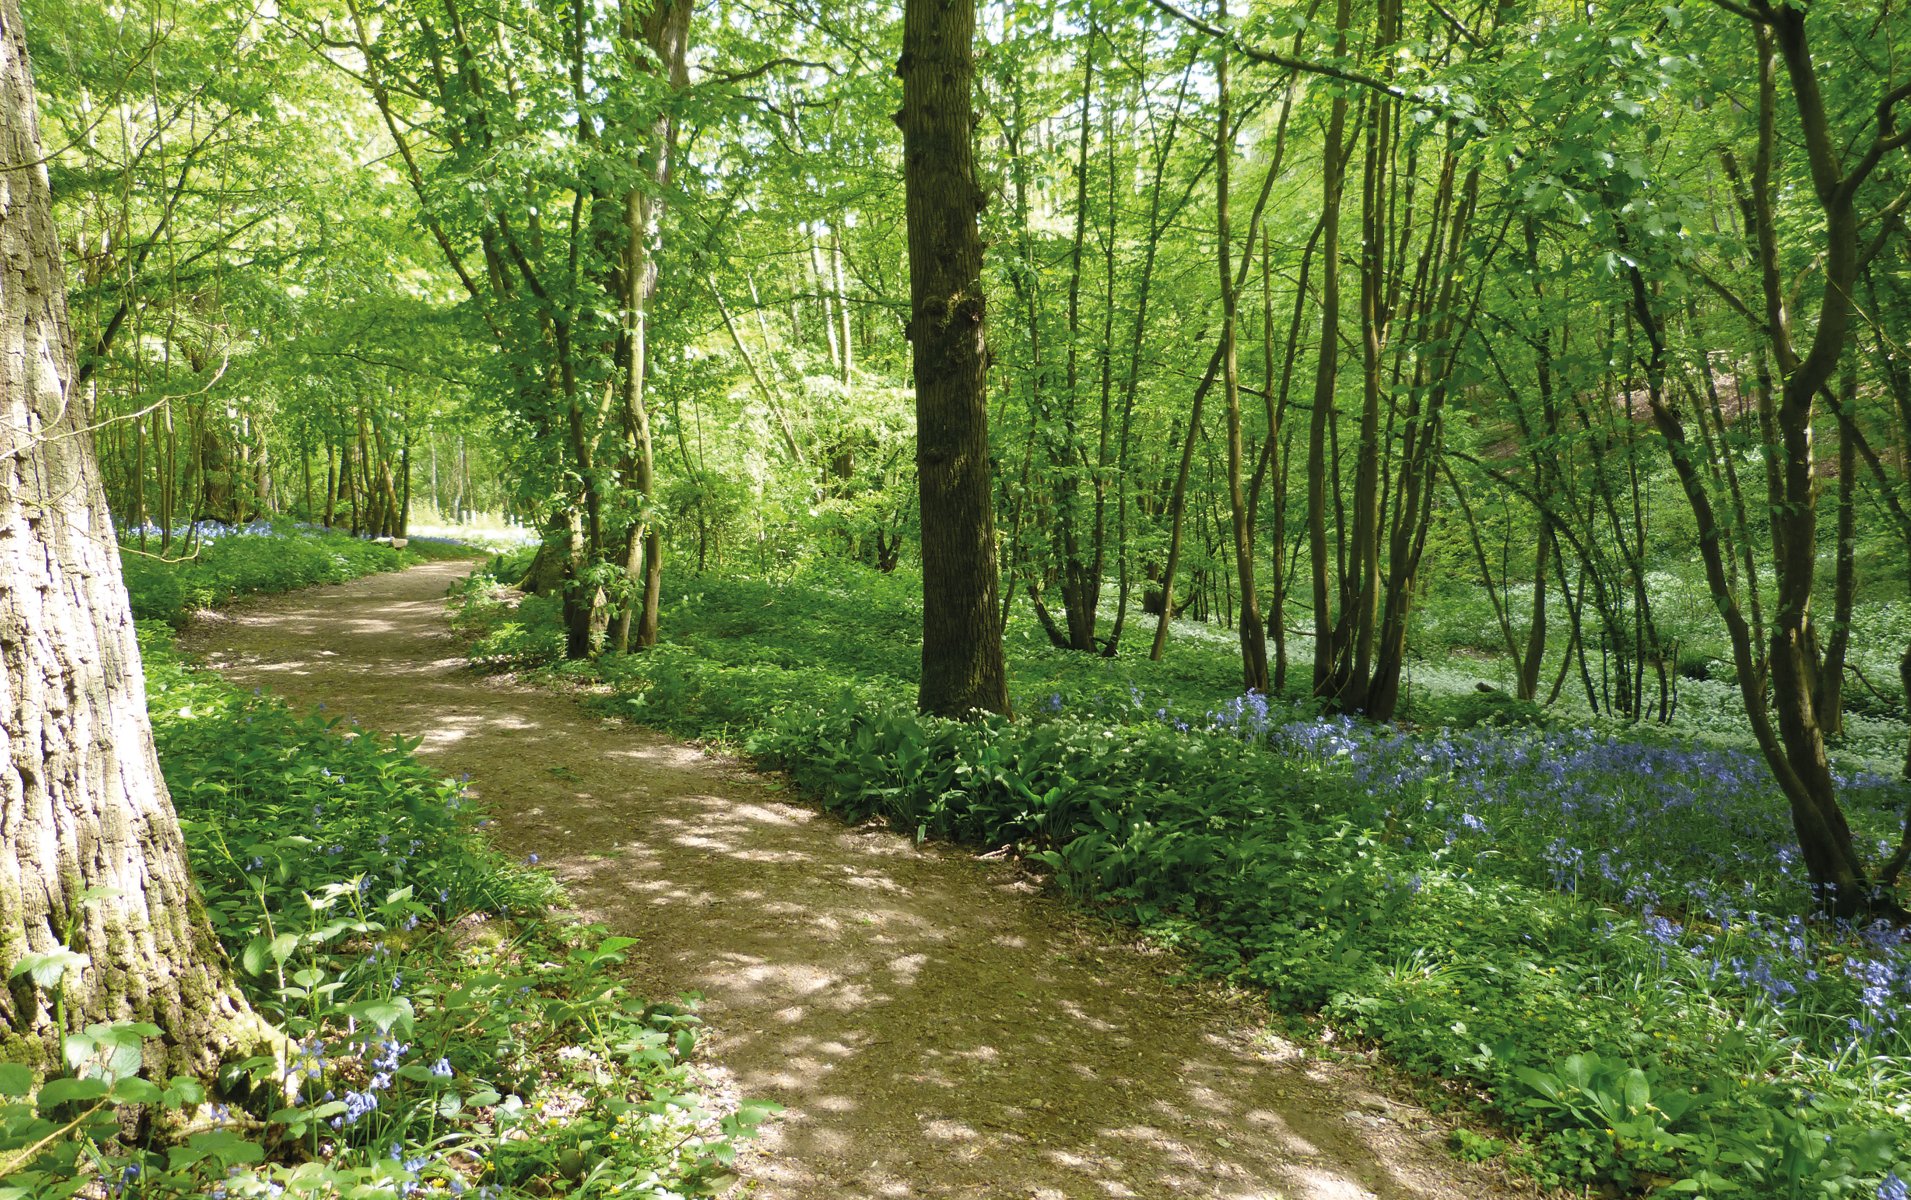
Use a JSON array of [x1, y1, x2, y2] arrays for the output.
[[339, 1088, 379, 1126], [1643, 916, 1681, 945]]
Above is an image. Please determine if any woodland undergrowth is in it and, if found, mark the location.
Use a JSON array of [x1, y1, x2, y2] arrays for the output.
[[458, 552, 1911, 1200], [1, 532, 764, 1200]]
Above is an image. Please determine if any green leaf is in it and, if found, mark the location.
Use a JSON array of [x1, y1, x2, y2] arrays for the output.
[[163, 1077, 206, 1107], [110, 1077, 163, 1104], [8, 949, 89, 988], [0, 1064, 32, 1097], [64, 1022, 149, 1082], [36, 1077, 109, 1109], [183, 1129, 265, 1165], [348, 997, 414, 1034], [241, 935, 271, 977], [1514, 1066, 1561, 1101], [1621, 1068, 1651, 1115], [1559, 1054, 1596, 1090]]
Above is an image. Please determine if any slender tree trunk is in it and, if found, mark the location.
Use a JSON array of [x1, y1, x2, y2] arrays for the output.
[[901, 0, 1010, 718], [301, 438, 315, 522], [833, 224, 853, 386], [1213, 11, 1267, 692], [1, 5, 265, 1077], [1057, 14, 1099, 653], [1818, 360, 1859, 738], [398, 435, 411, 537], [1308, 0, 1354, 694], [1106, 59, 1196, 657], [1699, 5, 1910, 914], [324, 439, 338, 528], [1519, 519, 1551, 701], [1149, 344, 1223, 660], [607, 0, 685, 654]]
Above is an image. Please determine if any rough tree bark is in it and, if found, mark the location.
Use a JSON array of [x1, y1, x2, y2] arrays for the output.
[[899, 0, 1010, 718], [1, 0, 264, 1077]]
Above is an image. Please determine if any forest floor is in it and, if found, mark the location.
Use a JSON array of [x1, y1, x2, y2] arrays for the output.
[[183, 561, 1529, 1200]]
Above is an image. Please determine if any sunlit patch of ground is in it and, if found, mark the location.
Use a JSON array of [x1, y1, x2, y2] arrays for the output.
[[186, 561, 1531, 1200]]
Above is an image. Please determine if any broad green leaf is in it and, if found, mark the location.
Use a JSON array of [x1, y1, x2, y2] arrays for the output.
[[8, 950, 89, 989]]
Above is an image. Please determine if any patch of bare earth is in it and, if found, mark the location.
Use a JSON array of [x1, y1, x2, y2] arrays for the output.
[[183, 562, 1534, 1200]]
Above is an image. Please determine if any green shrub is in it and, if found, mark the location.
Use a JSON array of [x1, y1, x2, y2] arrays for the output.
[[0, 631, 765, 1197], [1424, 687, 1551, 729], [121, 525, 423, 626], [447, 562, 1911, 1199]]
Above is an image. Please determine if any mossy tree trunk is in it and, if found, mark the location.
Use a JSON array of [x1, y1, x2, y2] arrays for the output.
[[1, 0, 262, 1078]]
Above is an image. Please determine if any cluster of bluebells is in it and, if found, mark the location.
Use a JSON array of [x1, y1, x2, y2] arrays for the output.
[[307, 1027, 426, 1132], [390, 1143, 433, 1198], [121, 518, 280, 543], [119, 518, 420, 545], [1186, 689, 1911, 1056]]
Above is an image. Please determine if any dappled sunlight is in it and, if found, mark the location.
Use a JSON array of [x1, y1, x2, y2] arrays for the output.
[[185, 561, 1520, 1200]]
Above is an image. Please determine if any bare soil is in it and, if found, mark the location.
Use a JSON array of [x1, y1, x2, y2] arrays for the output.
[[183, 561, 1532, 1200]]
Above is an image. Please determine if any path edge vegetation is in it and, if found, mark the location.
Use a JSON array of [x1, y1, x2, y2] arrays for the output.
[[450, 554, 1911, 1200], [1, 28, 750, 1169], [2, 541, 766, 1192], [1, 0, 270, 1084]]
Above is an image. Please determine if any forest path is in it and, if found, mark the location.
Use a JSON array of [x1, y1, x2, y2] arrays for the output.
[[185, 562, 1521, 1200]]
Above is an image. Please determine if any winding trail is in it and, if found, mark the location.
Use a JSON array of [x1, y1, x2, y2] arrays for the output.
[[184, 562, 1523, 1200]]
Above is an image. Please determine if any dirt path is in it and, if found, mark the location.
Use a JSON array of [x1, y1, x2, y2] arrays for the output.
[[184, 562, 1525, 1200]]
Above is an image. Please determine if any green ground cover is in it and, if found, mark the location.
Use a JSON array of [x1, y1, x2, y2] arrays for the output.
[[2, 529, 761, 1199], [457, 553, 1911, 1199], [120, 522, 474, 627]]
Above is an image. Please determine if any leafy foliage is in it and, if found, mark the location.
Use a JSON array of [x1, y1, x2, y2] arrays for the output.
[[2, 539, 762, 1198], [454, 564, 1911, 1198], [119, 524, 467, 626]]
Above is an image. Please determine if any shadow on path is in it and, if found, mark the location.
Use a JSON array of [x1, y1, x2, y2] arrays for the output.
[[185, 562, 1525, 1200]]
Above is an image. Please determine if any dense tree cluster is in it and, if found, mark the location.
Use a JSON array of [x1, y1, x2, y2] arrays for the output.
[[6, 0, 1911, 1082]]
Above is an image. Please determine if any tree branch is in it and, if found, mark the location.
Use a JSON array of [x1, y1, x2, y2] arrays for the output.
[[1143, 0, 1406, 99]]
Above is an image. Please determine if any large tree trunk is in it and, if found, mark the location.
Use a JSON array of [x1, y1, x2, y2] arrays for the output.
[[1, 0, 262, 1077], [900, 0, 1010, 719]]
